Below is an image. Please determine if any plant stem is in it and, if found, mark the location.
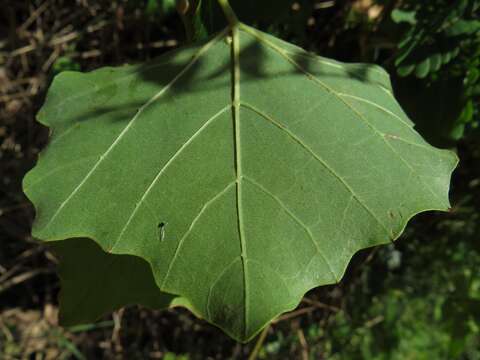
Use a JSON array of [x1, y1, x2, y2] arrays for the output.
[[217, 0, 238, 26]]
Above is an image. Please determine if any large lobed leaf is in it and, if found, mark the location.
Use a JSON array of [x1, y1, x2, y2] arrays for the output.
[[24, 23, 458, 341]]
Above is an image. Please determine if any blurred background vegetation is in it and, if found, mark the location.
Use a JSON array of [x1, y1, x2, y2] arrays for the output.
[[0, 0, 479, 358]]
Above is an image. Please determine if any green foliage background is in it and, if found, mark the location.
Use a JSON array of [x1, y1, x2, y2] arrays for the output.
[[0, 0, 479, 358]]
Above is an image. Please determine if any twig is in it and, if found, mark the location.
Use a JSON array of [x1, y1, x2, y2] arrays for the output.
[[49, 31, 80, 46], [111, 309, 124, 354], [0, 92, 32, 102], [0, 268, 52, 294], [364, 315, 384, 328], [0, 317, 15, 343], [18, 1, 50, 34], [314, 1, 335, 9], [10, 43, 37, 57], [297, 328, 309, 360], [302, 297, 341, 312], [273, 306, 316, 323], [248, 324, 270, 360], [42, 48, 60, 72]]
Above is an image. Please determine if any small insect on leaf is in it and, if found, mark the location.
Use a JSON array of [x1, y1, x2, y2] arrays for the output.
[[158, 222, 167, 242]]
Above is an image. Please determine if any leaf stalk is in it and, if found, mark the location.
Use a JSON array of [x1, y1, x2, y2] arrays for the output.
[[217, 0, 239, 26]]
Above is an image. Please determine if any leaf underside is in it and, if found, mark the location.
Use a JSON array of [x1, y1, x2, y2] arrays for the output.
[[24, 24, 458, 342], [51, 238, 174, 326]]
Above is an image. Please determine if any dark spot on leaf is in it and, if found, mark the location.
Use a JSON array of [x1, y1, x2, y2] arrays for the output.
[[389, 210, 395, 219]]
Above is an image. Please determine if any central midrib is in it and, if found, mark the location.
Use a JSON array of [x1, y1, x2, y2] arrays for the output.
[[231, 24, 249, 339]]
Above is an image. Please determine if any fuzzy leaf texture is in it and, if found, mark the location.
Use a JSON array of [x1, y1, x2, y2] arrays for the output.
[[24, 24, 458, 342]]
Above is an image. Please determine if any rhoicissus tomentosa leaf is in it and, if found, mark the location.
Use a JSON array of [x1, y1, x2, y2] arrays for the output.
[[24, 23, 458, 342]]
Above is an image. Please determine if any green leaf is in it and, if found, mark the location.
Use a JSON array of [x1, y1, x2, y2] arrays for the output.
[[430, 53, 442, 72], [392, 75, 468, 146], [391, 9, 417, 25], [51, 238, 178, 325], [145, 0, 176, 18], [445, 20, 480, 37], [415, 58, 431, 78], [442, 50, 454, 64], [397, 64, 415, 77], [24, 24, 458, 342]]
